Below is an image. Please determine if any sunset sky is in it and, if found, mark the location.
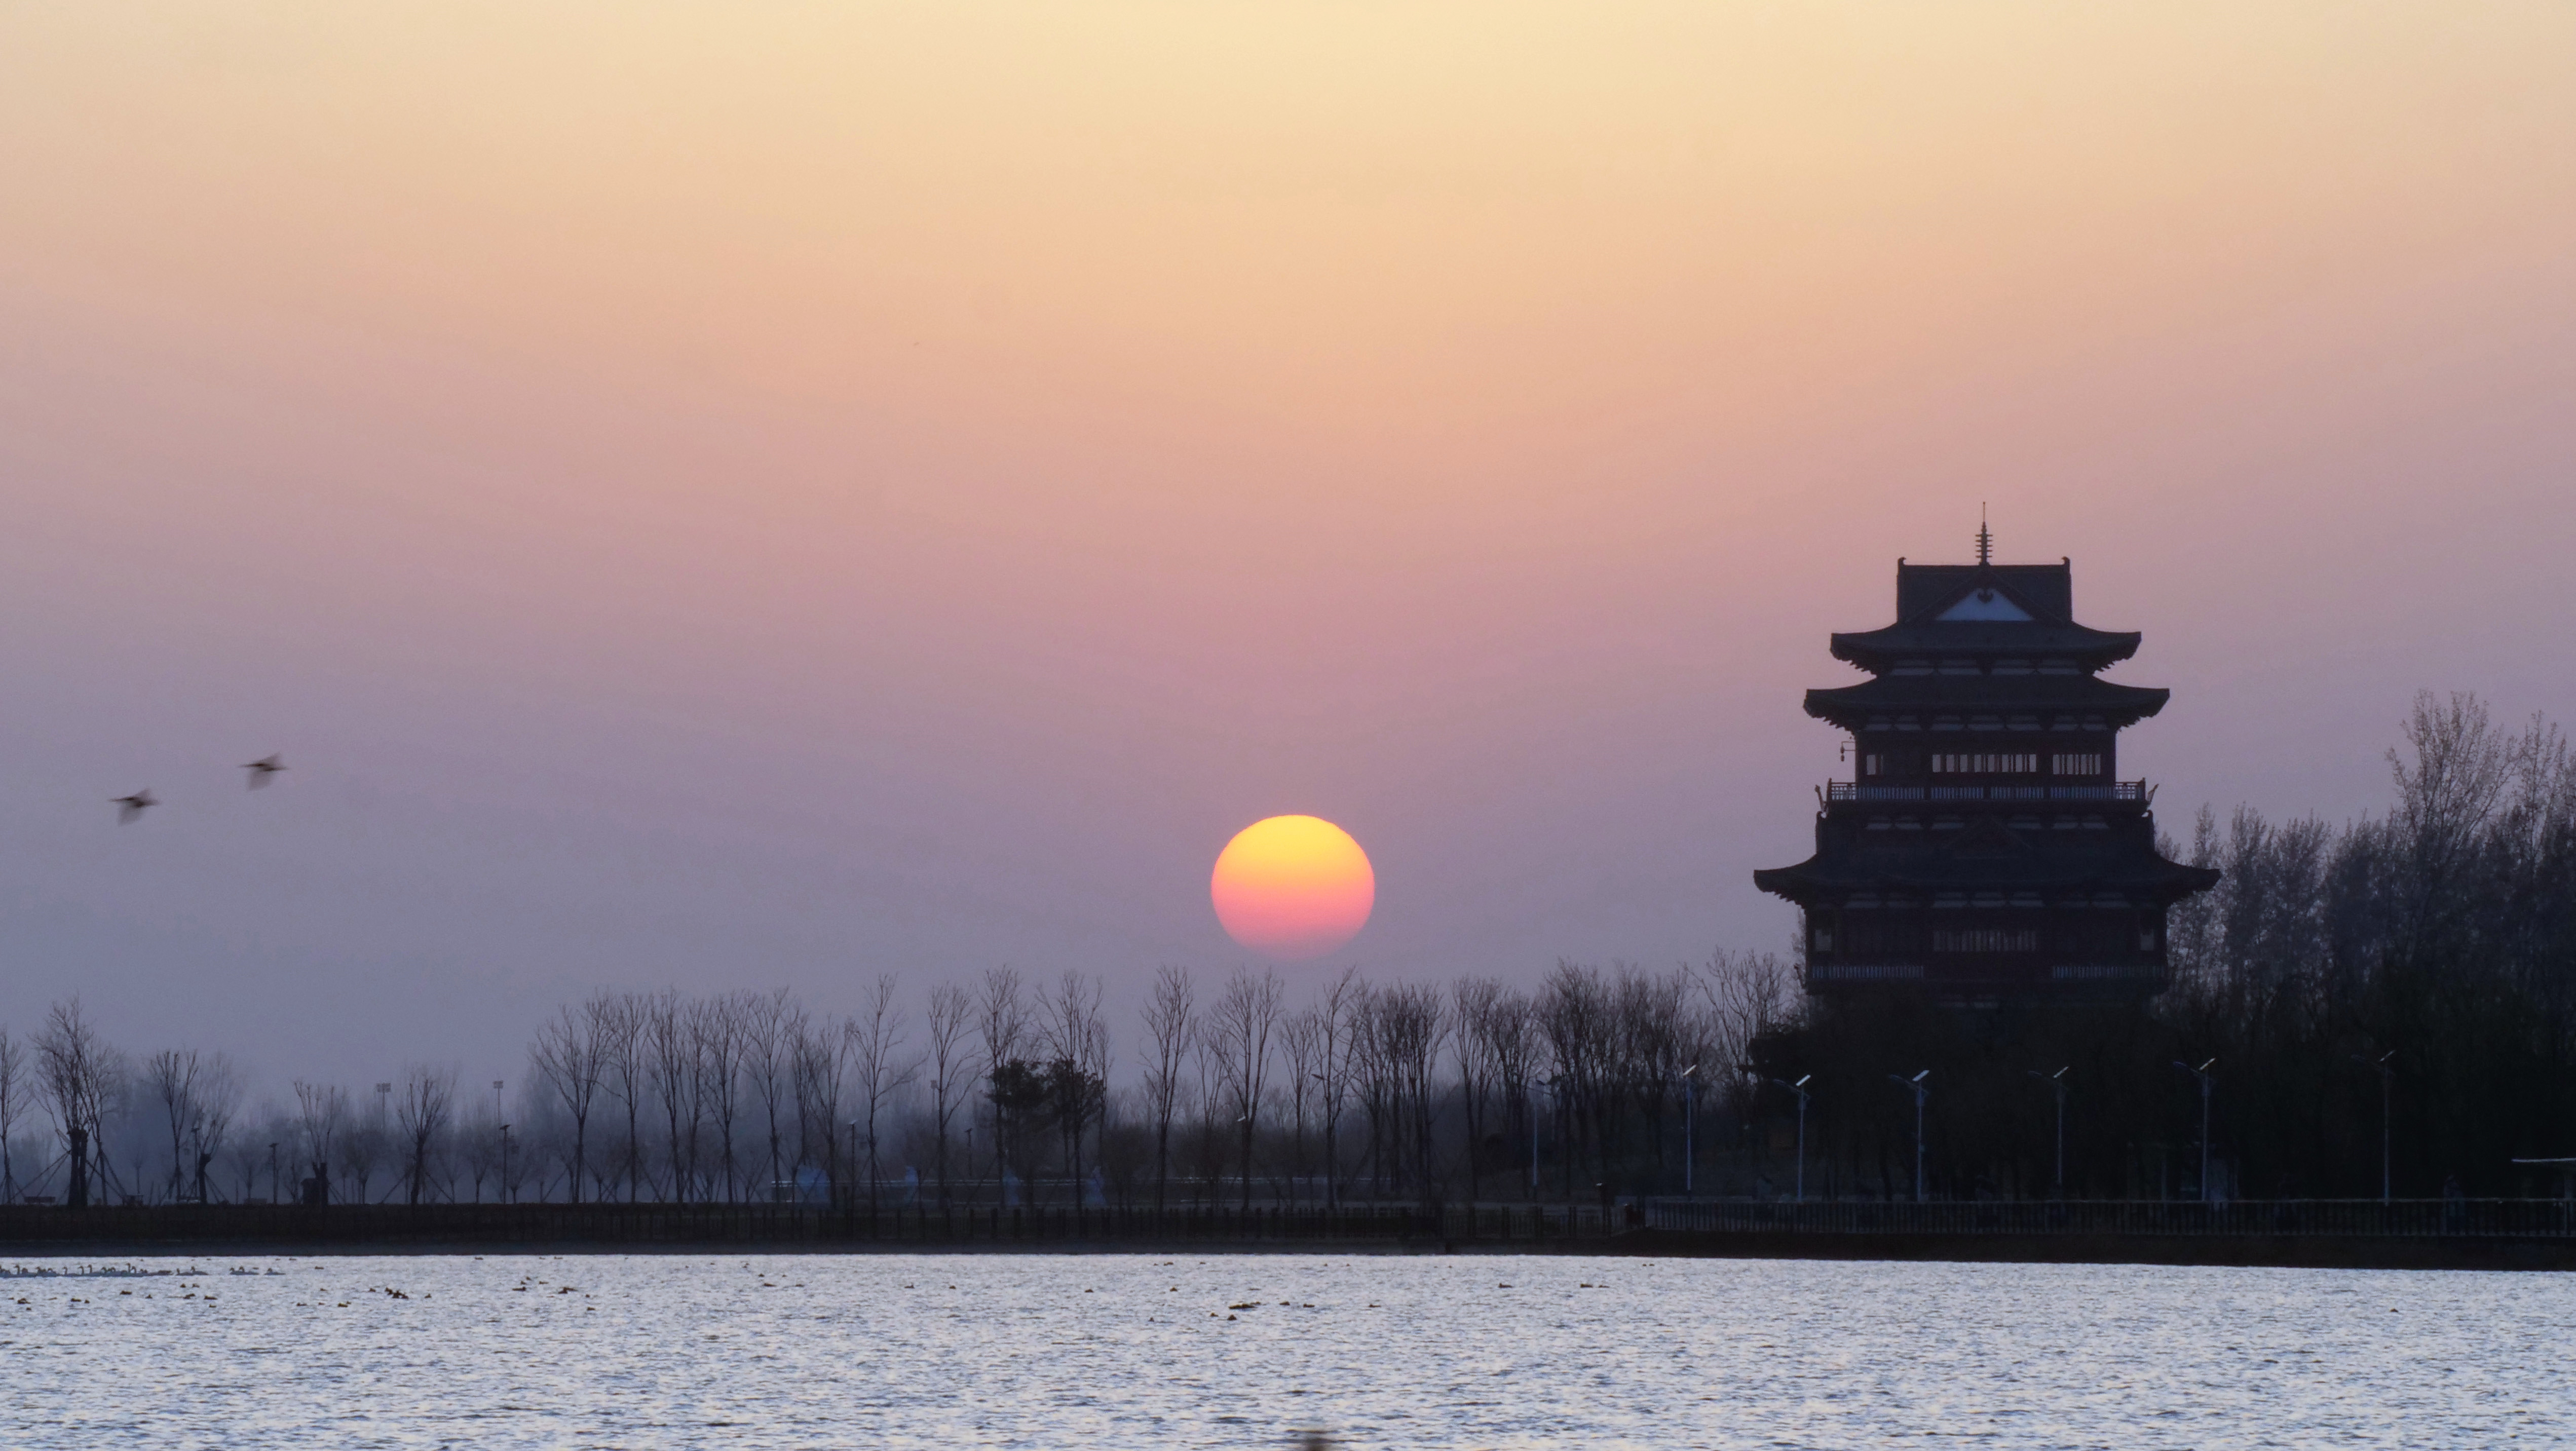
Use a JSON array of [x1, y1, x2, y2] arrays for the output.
[[4, 4, 2572, 1090]]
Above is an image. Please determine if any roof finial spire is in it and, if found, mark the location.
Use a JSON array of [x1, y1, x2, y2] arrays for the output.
[[1976, 504, 1992, 566]]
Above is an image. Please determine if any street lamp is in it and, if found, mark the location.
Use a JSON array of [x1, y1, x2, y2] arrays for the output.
[[1888, 1071, 1930, 1204], [2354, 1050, 2395, 1205], [1527, 1078, 1543, 1197], [498, 1124, 512, 1204], [2028, 1066, 2070, 1196], [2173, 1058, 2217, 1202], [1681, 1065, 1700, 1197], [1769, 1074, 1813, 1202]]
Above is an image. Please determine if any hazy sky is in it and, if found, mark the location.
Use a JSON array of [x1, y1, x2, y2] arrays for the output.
[[4, 4, 2572, 1095]]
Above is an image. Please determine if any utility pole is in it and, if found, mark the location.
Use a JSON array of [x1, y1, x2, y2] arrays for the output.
[[1888, 1071, 1930, 1203], [2173, 1058, 2217, 1202], [2029, 1067, 2070, 1196]]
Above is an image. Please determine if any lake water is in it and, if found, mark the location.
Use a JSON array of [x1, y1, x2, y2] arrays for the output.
[[3, 1250, 2567, 1447]]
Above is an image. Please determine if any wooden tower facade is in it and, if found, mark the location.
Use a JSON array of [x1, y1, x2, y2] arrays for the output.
[[1753, 530, 2219, 1004]]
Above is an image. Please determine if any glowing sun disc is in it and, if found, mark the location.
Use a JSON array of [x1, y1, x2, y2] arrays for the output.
[[1210, 815, 1375, 961]]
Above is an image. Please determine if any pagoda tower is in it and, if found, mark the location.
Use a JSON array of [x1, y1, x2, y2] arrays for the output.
[[1753, 526, 2218, 1004]]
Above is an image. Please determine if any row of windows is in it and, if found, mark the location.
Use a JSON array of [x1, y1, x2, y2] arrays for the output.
[[1887, 660, 2087, 676], [1865, 752, 2106, 777], [1812, 921, 2162, 954], [1864, 815, 2110, 831], [1930, 928, 2040, 953], [1931, 752, 2039, 774]]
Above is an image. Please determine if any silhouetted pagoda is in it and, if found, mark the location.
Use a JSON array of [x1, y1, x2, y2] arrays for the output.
[[1754, 526, 2218, 1004]]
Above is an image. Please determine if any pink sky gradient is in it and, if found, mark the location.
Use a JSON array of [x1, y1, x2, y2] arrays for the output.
[[2, 4, 2572, 1092]]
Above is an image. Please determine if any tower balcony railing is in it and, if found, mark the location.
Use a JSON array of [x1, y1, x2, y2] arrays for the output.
[[1823, 780, 2149, 804]]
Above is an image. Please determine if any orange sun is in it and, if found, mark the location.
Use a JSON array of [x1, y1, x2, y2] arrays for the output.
[[1209, 815, 1375, 961]]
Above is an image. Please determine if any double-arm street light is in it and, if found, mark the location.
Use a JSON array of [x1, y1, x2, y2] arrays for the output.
[[1888, 1071, 1930, 1203], [2173, 1058, 2217, 1202], [1770, 1074, 1813, 1202], [2028, 1066, 2070, 1196]]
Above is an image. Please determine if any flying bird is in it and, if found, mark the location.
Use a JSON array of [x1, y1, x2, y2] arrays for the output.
[[243, 754, 286, 788], [114, 789, 158, 824]]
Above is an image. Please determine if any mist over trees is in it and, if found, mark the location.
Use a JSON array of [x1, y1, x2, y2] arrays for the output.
[[5, 692, 2572, 1209]]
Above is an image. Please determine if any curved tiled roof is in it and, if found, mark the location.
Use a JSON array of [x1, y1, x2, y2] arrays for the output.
[[1829, 621, 2141, 671], [1753, 825, 2219, 902], [1802, 674, 2170, 727]]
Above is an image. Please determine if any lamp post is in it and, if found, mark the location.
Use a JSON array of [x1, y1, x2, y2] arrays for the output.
[[2355, 1051, 2395, 1205], [1681, 1065, 1699, 1197], [498, 1124, 512, 1204], [1769, 1075, 1812, 1202], [2173, 1058, 2217, 1202], [1888, 1071, 1930, 1203], [2028, 1066, 2070, 1196]]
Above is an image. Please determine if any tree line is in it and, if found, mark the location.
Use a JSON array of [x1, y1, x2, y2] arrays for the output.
[[5, 691, 2569, 1209], [0, 951, 1804, 1211]]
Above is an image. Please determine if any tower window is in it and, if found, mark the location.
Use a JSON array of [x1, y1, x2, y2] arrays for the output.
[[1931, 928, 2039, 952], [1930, 752, 2037, 774], [2051, 753, 2103, 776], [1862, 753, 1884, 777]]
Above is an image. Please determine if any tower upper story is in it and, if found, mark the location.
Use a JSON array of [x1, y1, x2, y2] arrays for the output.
[[1753, 527, 2219, 1002], [1811, 549, 2166, 796]]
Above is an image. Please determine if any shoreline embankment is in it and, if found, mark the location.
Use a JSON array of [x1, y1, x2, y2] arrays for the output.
[[5, 1202, 2572, 1271]]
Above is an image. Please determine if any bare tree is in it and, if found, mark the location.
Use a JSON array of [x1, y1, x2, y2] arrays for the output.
[[1476, 987, 1538, 1199], [187, 1055, 241, 1204], [395, 1065, 456, 1204], [1313, 968, 1361, 1208], [1208, 967, 1281, 1212], [741, 988, 800, 1200], [977, 967, 1028, 1186], [1141, 965, 1195, 1212], [1372, 982, 1450, 1205], [593, 991, 649, 1201], [847, 974, 920, 1215], [1280, 1008, 1322, 1206], [697, 993, 748, 1201], [924, 983, 973, 1207], [0, 1026, 27, 1204], [790, 1012, 847, 1197], [291, 1080, 348, 1205], [339, 1090, 389, 1203], [528, 1001, 606, 1202], [1039, 969, 1111, 1202], [1696, 949, 1799, 1094], [1452, 979, 1502, 1198], [35, 999, 121, 1209], [144, 1048, 204, 1204], [645, 990, 701, 1202]]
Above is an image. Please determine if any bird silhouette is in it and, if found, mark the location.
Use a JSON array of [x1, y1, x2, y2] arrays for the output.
[[114, 790, 158, 824], [243, 754, 286, 788]]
